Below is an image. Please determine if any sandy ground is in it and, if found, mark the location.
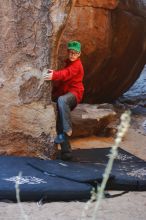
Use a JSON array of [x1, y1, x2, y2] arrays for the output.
[[0, 114, 146, 220], [0, 191, 146, 220]]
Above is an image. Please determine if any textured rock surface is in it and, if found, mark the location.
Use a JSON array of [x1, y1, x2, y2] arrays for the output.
[[0, 0, 75, 158], [58, 0, 146, 103], [1, 0, 146, 157], [120, 65, 146, 106], [71, 103, 117, 137]]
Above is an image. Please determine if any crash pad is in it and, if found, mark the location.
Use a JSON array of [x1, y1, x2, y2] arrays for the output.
[[0, 147, 146, 202], [0, 156, 92, 202], [28, 158, 113, 183], [71, 147, 146, 190]]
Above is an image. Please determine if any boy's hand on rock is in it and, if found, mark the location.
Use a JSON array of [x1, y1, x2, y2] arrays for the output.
[[43, 69, 53, 81]]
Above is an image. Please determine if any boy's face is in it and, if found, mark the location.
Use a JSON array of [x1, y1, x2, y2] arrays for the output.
[[68, 49, 81, 62]]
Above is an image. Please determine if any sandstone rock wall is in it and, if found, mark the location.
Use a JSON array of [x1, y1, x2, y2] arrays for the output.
[[1, 0, 146, 157], [58, 0, 146, 103], [0, 0, 75, 158]]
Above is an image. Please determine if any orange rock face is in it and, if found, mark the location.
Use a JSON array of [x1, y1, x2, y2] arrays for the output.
[[58, 0, 146, 103]]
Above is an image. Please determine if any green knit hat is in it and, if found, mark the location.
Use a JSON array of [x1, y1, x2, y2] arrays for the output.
[[67, 41, 81, 52]]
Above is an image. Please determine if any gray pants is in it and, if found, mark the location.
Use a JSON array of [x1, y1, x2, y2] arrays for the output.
[[56, 92, 77, 135]]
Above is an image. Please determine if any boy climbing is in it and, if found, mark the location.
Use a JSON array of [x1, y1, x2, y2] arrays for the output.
[[43, 41, 84, 160]]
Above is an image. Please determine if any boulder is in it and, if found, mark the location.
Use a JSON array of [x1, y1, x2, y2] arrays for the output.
[[71, 104, 117, 137], [0, 0, 75, 158], [120, 65, 146, 106], [1, 0, 146, 158], [58, 0, 146, 103]]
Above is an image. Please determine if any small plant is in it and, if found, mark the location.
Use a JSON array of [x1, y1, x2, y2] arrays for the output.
[[15, 172, 29, 220], [81, 110, 131, 220]]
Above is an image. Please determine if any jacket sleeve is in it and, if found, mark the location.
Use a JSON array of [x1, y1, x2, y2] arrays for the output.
[[52, 62, 79, 81]]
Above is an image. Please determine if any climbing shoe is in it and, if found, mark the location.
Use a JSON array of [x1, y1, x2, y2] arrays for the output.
[[54, 133, 67, 144], [61, 151, 73, 161]]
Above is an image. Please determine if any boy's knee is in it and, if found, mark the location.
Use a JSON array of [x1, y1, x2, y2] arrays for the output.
[[57, 96, 66, 107]]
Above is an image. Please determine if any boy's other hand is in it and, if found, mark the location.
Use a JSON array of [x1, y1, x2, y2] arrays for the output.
[[43, 69, 53, 81]]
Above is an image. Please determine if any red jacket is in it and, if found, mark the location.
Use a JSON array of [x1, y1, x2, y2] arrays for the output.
[[52, 58, 84, 103]]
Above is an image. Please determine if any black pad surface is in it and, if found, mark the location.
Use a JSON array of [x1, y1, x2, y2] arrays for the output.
[[72, 147, 143, 163], [0, 156, 92, 202], [0, 147, 146, 202], [28, 159, 113, 183], [72, 148, 146, 190]]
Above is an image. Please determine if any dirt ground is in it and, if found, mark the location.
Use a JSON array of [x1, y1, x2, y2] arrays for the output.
[[0, 114, 146, 220]]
